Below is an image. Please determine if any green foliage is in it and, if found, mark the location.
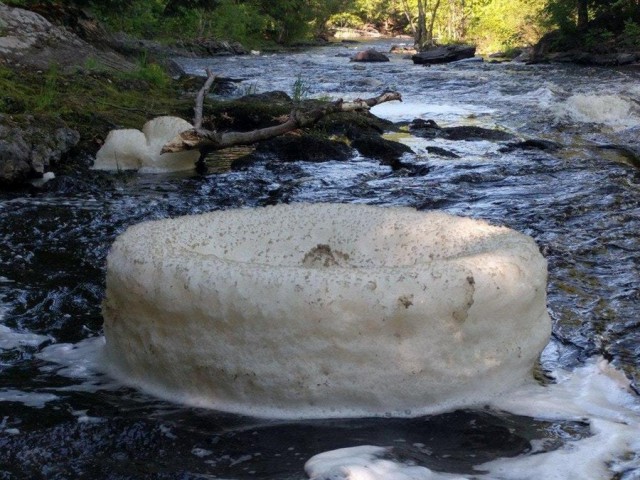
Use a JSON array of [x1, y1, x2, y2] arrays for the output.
[[583, 27, 615, 48], [468, 0, 547, 52], [34, 65, 60, 112], [92, 0, 167, 38], [206, 0, 267, 44], [291, 73, 310, 104], [327, 12, 365, 29], [622, 18, 640, 46]]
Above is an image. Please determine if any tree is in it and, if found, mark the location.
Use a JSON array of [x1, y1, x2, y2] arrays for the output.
[[399, 0, 443, 49], [577, 0, 589, 28]]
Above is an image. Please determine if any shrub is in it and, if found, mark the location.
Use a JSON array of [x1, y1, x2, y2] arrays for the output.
[[622, 18, 640, 47]]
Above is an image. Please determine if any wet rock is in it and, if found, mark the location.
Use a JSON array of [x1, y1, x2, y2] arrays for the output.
[[596, 144, 640, 168], [426, 146, 461, 159], [390, 45, 417, 55], [351, 49, 390, 62], [499, 139, 562, 153], [0, 114, 80, 187], [252, 134, 353, 163], [410, 119, 514, 142], [412, 45, 476, 65], [317, 111, 394, 139], [351, 134, 413, 168], [542, 51, 640, 66]]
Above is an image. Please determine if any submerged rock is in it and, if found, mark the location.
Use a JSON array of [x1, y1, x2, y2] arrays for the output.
[[350, 134, 413, 168], [410, 119, 515, 142], [426, 146, 461, 159], [499, 139, 562, 153]]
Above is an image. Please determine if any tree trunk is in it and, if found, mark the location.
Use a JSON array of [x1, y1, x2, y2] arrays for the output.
[[427, 0, 442, 45], [577, 0, 589, 29], [161, 72, 402, 154], [415, 0, 427, 49]]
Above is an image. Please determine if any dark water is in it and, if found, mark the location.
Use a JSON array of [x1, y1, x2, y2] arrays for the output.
[[1, 41, 639, 478]]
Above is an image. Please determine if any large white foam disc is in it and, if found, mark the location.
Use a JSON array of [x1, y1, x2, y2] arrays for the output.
[[102, 203, 551, 418]]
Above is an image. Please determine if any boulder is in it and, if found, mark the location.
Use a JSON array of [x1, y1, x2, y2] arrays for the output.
[[351, 49, 390, 62], [350, 134, 413, 168], [412, 45, 476, 65], [0, 114, 79, 187], [241, 134, 353, 164], [0, 2, 132, 71]]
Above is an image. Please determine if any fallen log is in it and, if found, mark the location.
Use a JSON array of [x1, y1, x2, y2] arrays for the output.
[[162, 71, 402, 154]]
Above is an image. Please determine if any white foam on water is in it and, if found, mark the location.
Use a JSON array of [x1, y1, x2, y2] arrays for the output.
[[0, 389, 59, 408], [304, 358, 640, 480], [553, 94, 640, 130], [0, 291, 51, 350], [306, 445, 466, 480], [371, 101, 492, 123], [0, 324, 50, 350], [37, 336, 107, 380], [35, 337, 121, 394]]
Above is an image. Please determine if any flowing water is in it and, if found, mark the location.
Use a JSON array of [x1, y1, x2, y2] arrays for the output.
[[1, 40, 639, 479]]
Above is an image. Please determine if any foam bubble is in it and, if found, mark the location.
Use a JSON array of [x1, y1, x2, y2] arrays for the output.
[[304, 358, 640, 480]]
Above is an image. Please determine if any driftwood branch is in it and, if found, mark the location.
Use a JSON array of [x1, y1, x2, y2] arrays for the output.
[[193, 68, 217, 129], [162, 91, 402, 154]]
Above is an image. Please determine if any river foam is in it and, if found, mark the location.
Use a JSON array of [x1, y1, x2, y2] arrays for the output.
[[554, 93, 640, 130], [305, 358, 640, 480]]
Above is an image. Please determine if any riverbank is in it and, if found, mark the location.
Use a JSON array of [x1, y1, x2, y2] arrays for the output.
[[2, 1, 640, 189]]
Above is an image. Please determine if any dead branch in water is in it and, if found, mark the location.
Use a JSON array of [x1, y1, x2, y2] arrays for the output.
[[162, 77, 402, 154]]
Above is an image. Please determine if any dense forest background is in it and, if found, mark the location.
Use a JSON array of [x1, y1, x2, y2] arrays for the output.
[[5, 0, 640, 53]]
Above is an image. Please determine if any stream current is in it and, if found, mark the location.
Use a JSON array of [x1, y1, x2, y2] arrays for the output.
[[0, 40, 639, 479]]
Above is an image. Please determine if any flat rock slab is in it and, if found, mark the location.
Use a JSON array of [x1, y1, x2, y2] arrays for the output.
[[412, 45, 476, 65]]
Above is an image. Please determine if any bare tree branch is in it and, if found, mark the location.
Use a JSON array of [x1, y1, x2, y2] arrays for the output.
[[162, 91, 402, 154], [193, 68, 217, 129]]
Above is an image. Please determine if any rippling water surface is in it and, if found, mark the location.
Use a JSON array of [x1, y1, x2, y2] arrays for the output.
[[1, 40, 639, 478]]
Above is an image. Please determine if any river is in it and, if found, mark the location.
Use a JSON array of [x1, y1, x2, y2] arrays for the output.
[[0, 40, 639, 479]]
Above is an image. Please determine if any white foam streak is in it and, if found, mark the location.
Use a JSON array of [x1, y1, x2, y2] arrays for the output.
[[554, 94, 640, 130], [0, 324, 50, 350], [0, 389, 59, 408], [305, 359, 640, 480], [306, 446, 465, 480]]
